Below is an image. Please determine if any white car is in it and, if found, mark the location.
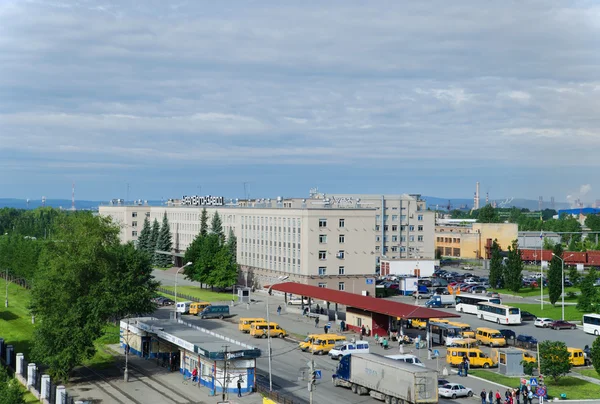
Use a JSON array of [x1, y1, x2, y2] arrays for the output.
[[534, 318, 554, 328], [438, 383, 473, 399], [385, 354, 425, 367], [287, 298, 309, 305], [462, 265, 474, 270]]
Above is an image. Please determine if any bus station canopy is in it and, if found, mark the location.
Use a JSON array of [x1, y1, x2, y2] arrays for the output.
[[271, 282, 460, 320]]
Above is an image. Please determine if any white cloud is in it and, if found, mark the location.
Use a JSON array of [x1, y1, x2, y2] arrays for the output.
[[0, 1, 599, 198]]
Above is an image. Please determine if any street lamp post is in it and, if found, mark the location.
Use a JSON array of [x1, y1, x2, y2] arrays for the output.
[[124, 317, 130, 382], [174, 262, 193, 318], [5, 269, 8, 308], [267, 275, 289, 391], [552, 253, 573, 321]]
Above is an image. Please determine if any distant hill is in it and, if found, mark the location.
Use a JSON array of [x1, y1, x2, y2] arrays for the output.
[[422, 196, 571, 211], [0, 199, 165, 210]]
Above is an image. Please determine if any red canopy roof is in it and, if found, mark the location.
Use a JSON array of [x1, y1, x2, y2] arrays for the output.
[[271, 282, 459, 319]]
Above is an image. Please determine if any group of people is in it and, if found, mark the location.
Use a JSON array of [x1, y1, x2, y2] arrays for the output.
[[481, 387, 536, 404], [374, 334, 390, 349]]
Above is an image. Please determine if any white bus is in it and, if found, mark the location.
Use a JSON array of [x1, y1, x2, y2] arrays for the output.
[[455, 294, 501, 315], [430, 322, 464, 346], [477, 303, 521, 325], [583, 314, 600, 336]]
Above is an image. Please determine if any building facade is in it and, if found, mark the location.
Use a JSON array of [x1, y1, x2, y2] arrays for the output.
[[435, 222, 518, 259], [100, 201, 378, 295]]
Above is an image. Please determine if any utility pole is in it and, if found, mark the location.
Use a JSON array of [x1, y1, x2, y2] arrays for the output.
[[308, 359, 315, 404], [5, 269, 8, 308], [222, 345, 229, 401]]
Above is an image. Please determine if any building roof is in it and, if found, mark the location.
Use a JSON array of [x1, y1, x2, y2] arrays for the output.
[[271, 282, 459, 319], [558, 208, 600, 216]]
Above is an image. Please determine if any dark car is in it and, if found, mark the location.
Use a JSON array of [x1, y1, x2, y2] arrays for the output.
[[516, 335, 538, 348], [433, 287, 450, 295], [520, 311, 537, 321], [550, 320, 577, 330], [499, 329, 516, 340], [563, 279, 573, 287]]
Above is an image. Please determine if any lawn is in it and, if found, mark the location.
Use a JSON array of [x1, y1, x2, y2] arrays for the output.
[[0, 283, 35, 356], [495, 286, 579, 297], [510, 303, 584, 321], [470, 370, 600, 400], [574, 368, 600, 380], [160, 285, 238, 302]]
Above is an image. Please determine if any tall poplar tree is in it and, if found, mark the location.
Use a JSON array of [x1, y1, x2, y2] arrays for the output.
[[504, 239, 523, 293], [547, 243, 564, 305], [489, 239, 503, 289]]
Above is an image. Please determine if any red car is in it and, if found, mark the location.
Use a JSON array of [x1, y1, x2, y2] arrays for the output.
[[549, 320, 576, 330]]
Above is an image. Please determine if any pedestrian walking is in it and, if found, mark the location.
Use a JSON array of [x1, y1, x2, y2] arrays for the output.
[[340, 320, 346, 332], [495, 390, 502, 404], [366, 326, 371, 336], [237, 378, 242, 397], [480, 389, 487, 404], [361, 325, 366, 336], [464, 357, 469, 377], [191, 366, 198, 383], [527, 390, 533, 404], [277, 305, 281, 315], [315, 316, 319, 328], [488, 390, 494, 404], [458, 361, 464, 377], [324, 325, 329, 334]]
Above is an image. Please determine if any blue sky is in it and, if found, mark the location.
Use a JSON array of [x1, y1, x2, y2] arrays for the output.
[[1, 1, 599, 204]]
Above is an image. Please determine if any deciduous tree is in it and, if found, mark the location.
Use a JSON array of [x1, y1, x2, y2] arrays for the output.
[[577, 268, 599, 312], [591, 336, 600, 376], [547, 244, 564, 306], [504, 239, 523, 293], [539, 340, 571, 383], [0, 366, 25, 404], [489, 239, 503, 289], [477, 204, 500, 223]]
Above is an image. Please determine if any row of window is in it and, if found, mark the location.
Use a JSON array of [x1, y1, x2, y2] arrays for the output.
[[376, 246, 406, 253], [319, 218, 345, 228], [318, 250, 345, 260], [318, 282, 345, 291], [375, 224, 424, 232], [376, 234, 424, 242], [242, 252, 300, 264], [242, 224, 301, 233], [318, 266, 345, 276], [319, 234, 345, 244], [375, 214, 424, 222], [242, 240, 300, 248], [437, 237, 461, 243]]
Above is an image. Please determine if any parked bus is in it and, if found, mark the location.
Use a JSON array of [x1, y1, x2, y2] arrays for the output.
[[583, 314, 600, 336], [455, 294, 501, 315], [430, 322, 463, 346], [476, 303, 521, 325]]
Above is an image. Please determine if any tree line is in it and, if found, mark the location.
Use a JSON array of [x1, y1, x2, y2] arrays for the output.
[[0, 209, 158, 381]]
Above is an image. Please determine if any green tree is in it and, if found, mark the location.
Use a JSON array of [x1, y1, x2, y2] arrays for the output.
[[199, 208, 209, 237], [504, 240, 523, 292], [568, 266, 580, 286], [547, 244, 564, 305], [489, 239, 504, 289], [206, 244, 238, 288], [0, 366, 25, 404], [99, 242, 159, 321], [591, 336, 600, 376], [539, 340, 572, 382], [585, 214, 600, 232], [149, 218, 160, 255], [542, 238, 556, 250], [196, 233, 222, 285], [477, 204, 500, 223], [210, 211, 224, 243], [577, 268, 599, 312], [154, 213, 172, 267], [30, 214, 120, 381], [227, 228, 237, 263], [136, 216, 151, 254]]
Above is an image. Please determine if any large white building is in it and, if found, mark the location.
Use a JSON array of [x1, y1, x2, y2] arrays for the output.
[[99, 191, 435, 296]]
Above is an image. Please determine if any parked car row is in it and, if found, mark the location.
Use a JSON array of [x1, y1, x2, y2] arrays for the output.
[[151, 296, 174, 306]]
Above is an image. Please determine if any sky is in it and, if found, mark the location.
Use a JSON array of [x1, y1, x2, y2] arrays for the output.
[[1, 1, 600, 204]]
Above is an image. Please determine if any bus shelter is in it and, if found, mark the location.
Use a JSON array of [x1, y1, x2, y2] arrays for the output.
[[120, 317, 261, 395]]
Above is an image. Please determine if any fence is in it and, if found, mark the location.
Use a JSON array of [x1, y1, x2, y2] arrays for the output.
[[255, 383, 305, 404], [0, 272, 31, 289], [0, 336, 76, 404]]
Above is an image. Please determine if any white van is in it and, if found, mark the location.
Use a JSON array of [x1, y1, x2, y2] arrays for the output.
[[385, 354, 425, 367], [328, 341, 370, 360], [176, 301, 192, 314]]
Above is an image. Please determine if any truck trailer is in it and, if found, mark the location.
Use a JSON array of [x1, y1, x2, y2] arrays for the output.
[[332, 353, 438, 404]]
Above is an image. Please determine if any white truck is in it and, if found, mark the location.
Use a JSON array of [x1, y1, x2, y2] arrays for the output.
[[332, 353, 438, 404]]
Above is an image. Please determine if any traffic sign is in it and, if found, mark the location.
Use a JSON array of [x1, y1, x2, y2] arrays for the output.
[[433, 349, 440, 357], [536, 386, 546, 397], [314, 370, 322, 380], [530, 378, 538, 387], [366, 278, 374, 285]]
